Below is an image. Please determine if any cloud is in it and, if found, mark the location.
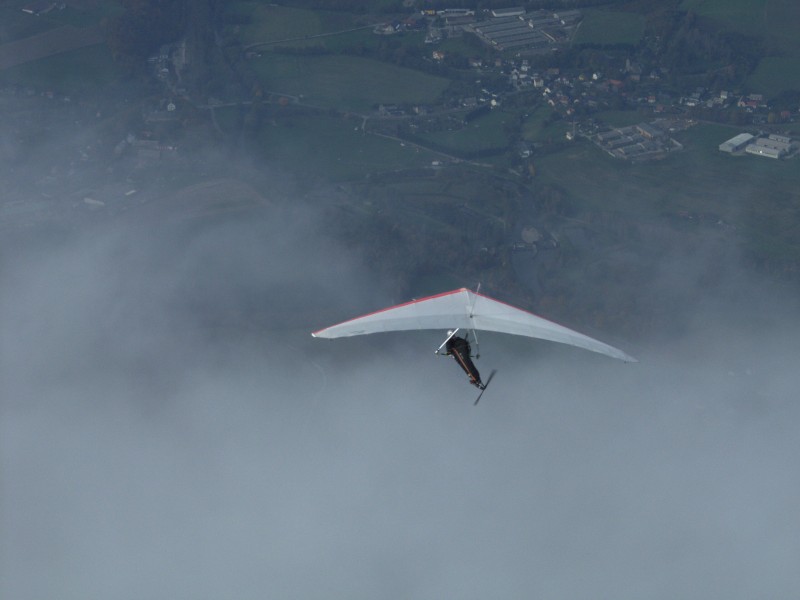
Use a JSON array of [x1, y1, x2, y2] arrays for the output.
[[2, 185, 800, 600]]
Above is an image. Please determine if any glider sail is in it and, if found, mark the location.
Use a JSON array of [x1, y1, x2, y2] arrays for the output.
[[312, 288, 636, 363]]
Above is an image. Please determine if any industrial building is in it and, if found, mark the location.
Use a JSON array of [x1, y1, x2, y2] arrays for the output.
[[491, 7, 525, 18], [594, 122, 680, 161], [719, 133, 754, 153], [472, 10, 581, 52], [745, 134, 793, 159]]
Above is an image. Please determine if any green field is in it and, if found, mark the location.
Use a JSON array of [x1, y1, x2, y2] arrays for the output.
[[229, 2, 359, 46], [249, 54, 450, 113], [534, 122, 800, 261], [0, 43, 120, 93], [243, 113, 439, 181], [573, 10, 646, 46], [0, 2, 121, 43], [522, 106, 570, 143], [418, 108, 512, 154], [39, 3, 122, 28], [747, 56, 800, 96], [680, 0, 768, 33], [593, 110, 649, 128], [0, 5, 57, 43]]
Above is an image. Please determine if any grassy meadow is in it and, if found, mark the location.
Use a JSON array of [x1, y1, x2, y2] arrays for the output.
[[241, 112, 439, 181], [572, 10, 646, 46], [417, 108, 512, 154], [228, 2, 361, 47], [747, 57, 800, 97], [522, 106, 571, 143], [0, 1, 121, 43], [249, 54, 450, 113], [534, 122, 800, 262], [0, 43, 120, 93]]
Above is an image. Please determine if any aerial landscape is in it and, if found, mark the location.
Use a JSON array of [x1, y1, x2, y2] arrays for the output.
[[2, 0, 800, 597]]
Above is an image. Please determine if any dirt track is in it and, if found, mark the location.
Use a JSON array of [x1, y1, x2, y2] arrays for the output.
[[0, 25, 104, 70]]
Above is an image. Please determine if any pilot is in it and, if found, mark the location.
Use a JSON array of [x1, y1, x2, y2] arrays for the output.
[[444, 331, 484, 389]]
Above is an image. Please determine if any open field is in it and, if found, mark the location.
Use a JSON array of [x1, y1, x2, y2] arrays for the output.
[[241, 112, 439, 181], [593, 110, 650, 128], [233, 4, 323, 44], [522, 106, 571, 143], [680, 0, 768, 34], [0, 4, 57, 44], [572, 10, 645, 46], [249, 54, 450, 113], [417, 108, 511, 154], [538, 123, 799, 216], [0, 42, 119, 93], [535, 122, 800, 261], [229, 2, 360, 47], [0, 2, 120, 44], [0, 25, 104, 71], [747, 57, 800, 97]]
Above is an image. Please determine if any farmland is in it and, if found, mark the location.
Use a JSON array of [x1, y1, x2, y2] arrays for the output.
[[229, 2, 358, 47], [747, 57, 800, 98], [572, 10, 646, 46], [416, 108, 512, 155], [241, 112, 439, 181], [249, 54, 450, 113], [535, 122, 800, 263], [0, 2, 121, 44], [0, 43, 120, 93]]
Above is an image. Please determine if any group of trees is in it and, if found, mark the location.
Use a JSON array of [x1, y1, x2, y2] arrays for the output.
[[106, 0, 187, 68], [106, 0, 224, 84]]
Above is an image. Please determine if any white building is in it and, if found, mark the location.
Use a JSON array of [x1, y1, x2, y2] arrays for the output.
[[745, 135, 792, 158], [492, 7, 525, 18], [745, 144, 782, 159], [719, 133, 754, 153]]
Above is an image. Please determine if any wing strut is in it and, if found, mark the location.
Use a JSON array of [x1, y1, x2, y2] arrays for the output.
[[435, 328, 459, 355]]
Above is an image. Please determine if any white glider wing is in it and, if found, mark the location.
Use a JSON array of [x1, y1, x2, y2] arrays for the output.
[[312, 288, 636, 362]]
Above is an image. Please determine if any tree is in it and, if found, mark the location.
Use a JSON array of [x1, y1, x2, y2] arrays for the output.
[[107, 0, 188, 68]]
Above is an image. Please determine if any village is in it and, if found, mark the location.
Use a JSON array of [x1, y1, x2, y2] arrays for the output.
[[2, 1, 799, 234], [360, 7, 800, 165], [1, 0, 799, 329]]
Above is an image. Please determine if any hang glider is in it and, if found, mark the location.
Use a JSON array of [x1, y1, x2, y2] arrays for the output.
[[312, 288, 636, 363]]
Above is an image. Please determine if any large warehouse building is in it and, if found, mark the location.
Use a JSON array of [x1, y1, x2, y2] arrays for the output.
[[745, 134, 793, 159], [719, 133, 754, 153]]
